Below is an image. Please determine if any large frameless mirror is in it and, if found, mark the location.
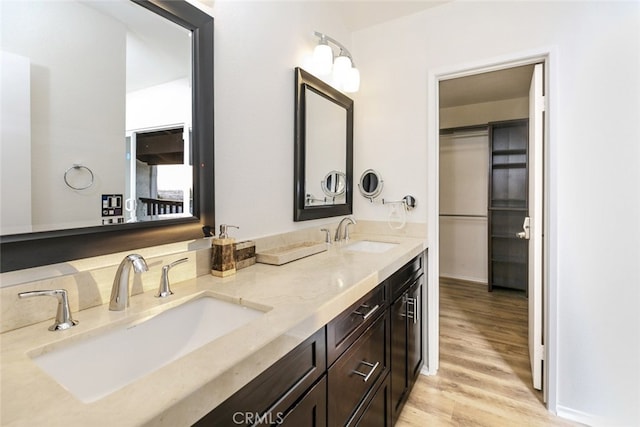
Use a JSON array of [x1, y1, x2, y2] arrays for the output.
[[294, 67, 353, 221], [0, 0, 214, 272]]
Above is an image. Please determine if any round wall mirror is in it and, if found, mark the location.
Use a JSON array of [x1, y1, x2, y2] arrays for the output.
[[321, 170, 346, 197], [358, 169, 383, 200]]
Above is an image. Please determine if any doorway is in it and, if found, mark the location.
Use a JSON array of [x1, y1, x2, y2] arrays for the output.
[[426, 55, 552, 406]]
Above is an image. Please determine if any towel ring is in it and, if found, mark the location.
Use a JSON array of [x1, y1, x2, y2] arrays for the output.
[[64, 164, 94, 190]]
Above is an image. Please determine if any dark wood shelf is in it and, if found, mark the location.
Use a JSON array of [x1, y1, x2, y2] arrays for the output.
[[492, 162, 527, 169], [490, 200, 527, 209], [492, 149, 527, 155], [488, 119, 529, 293], [489, 206, 528, 212]]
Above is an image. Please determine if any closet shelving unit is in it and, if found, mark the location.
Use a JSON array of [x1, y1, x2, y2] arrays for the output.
[[488, 119, 529, 292]]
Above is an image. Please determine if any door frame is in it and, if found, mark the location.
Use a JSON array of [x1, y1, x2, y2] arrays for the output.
[[424, 47, 558, 411]]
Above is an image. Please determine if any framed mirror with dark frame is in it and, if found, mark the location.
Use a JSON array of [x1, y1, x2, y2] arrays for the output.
[[294, 67, 353, 221], [0, 0, 214, 272]]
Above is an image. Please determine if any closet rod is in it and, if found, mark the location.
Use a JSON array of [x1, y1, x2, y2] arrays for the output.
[[439, 213, 487, 218]]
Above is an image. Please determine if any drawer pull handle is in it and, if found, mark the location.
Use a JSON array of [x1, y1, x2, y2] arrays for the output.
[[354, 304, 380, 320], [407, 297, 419, 324], [352, 361, 380, 383]]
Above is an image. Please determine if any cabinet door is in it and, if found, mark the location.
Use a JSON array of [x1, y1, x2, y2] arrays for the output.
[[407, 278, 424, 385], [196, 328, 326, 426], [390, 276, 424, 423], [390, 293, 408, 421], [328, 312, 389, 427], [353, 373, 391, 427], [277, 376, 327, 427]]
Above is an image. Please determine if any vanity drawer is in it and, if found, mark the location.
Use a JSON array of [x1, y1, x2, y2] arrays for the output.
[[328, 312, 389, 427], [327, 283, 387, 365], [195, 328, 326, 426], [389, 253, 424, 302], [352, 373, 391, 427]]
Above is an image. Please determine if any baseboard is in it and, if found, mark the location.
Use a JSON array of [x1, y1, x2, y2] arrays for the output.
[[420, 365, 436, 376], [556, 405, 609, 426], [439, 275, 487, 286]]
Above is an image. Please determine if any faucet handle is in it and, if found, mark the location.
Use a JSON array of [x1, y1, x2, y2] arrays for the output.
[[18, 289, 78, 331], [156, 257, 188, 298], [320, 228, 332, 244]]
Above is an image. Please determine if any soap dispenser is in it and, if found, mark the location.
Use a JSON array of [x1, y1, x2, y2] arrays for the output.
[[211, 224, 239, 277]]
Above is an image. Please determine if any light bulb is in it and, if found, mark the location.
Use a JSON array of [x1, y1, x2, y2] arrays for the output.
[[343, 67, 360, 93], [332, 54, 352, 89], [313, 43, 333, 75]]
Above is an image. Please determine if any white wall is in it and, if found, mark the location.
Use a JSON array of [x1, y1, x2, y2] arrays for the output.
[[0, 52, 32, 235], [352, 1, 640, 424], [126, 78, 191, 131], [211, 0, 352, 239], [1, 1, 126, 231], [440, 97, 528, 129]]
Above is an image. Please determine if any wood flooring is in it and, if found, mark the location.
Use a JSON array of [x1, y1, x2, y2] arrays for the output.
[[396, 278, 578, 427]]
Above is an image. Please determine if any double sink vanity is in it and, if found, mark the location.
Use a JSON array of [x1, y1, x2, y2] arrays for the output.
[[1, 230, 427, 426]]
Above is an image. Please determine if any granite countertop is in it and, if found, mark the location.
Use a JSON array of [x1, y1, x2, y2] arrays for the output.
[[0, 234, 426, 426]]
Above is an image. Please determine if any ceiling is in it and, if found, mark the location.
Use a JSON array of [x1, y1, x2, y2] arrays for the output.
[[335, 0, 450, 31], [329, 1, 533, 107], [439, 65, 535, 108]]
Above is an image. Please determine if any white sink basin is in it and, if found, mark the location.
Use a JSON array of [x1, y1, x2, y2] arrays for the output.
[[31, 295, 266, 403], [345, 240, 399, 253]]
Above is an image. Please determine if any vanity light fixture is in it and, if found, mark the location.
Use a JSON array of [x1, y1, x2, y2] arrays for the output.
[[312, 31, 360, 93]]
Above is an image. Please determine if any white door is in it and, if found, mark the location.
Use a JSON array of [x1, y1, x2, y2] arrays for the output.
[[526, 63, 545, 391]]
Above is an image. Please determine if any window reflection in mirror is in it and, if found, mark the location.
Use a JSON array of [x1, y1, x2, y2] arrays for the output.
[[0, 0, 192, 235]]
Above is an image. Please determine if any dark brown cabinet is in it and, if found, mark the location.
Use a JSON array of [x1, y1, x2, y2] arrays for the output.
[[327, 283, 387, 366], [488, 119, 529, 292], [389, 256, 425, 424], [328, 311, 389, 426], [351, 373, 391, 427], [194, 328, 326, 426], [277, 376, 327, 427], [195, 252, 426, 427]]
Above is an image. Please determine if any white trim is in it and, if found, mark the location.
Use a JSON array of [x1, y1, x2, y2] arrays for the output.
[[438, 274, 487, 285], [542, 46, 559, 413], [420, 365, 435, 376], [556, 405, 609, 426], [426, 45, 559, 412]]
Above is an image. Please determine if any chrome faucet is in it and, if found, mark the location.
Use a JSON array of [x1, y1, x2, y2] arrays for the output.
[[156, 257, 188, 298], [334, 217, 357, 242], [109, 254, 148, 311], [18, 289, 78, 331]]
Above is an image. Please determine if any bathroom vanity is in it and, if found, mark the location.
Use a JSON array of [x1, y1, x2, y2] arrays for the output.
[[184, 252, 423, 426], [0, 231, 426, 426]]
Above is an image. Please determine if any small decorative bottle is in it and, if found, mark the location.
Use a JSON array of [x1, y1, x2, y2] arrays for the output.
[[211, 224, 239, 277]]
